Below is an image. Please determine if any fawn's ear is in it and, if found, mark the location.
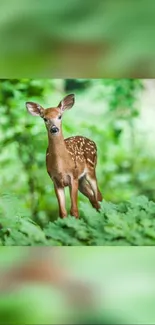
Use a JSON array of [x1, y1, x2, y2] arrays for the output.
[[58, 94, 75, 112], [26, 102, 44, 117]]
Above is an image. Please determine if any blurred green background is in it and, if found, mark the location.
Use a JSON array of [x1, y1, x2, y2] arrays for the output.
[[1, 78, 155, 246], [0, 247, 155, 324], [1, 78, 155, 224], [0, 0, 155, 77]]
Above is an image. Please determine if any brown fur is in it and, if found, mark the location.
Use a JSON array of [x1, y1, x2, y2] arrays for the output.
[[26, 94, 102, 218]]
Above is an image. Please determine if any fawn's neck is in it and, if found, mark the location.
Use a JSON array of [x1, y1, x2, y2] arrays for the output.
[[47, 129, 67, 159]]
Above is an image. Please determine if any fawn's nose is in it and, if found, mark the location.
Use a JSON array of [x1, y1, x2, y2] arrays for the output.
[[50, 125, 59, 134]]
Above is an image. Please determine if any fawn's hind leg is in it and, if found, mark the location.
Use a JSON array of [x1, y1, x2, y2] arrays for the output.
[[86, 169, 102, 206], [86, 170, 100, 200], [79, 177, 100, 210]]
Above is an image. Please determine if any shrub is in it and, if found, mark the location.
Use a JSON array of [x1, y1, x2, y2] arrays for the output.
[[0, 195, 155, 246]]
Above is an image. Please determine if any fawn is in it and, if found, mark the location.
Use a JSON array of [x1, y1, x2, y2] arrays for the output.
[[26, 94, 102, 218]]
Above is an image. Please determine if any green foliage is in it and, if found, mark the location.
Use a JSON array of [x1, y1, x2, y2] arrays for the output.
[[1, 195, 155, 246], [0, 0, 155, 77], [0, 79, 59, 225], [1, 78, 155, 245]]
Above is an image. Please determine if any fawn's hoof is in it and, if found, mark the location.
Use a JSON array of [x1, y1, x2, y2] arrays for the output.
[[70, 210, 79, 218], [91, 200, 101, 211], [60, 212, 67, 218]]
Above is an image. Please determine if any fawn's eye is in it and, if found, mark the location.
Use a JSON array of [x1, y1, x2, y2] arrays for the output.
[[58, 115, 62, 120], [43, 117, 47, 122]]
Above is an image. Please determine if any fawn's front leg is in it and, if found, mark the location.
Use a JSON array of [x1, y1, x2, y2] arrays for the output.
[[54, 184, 67, 218], [69, 178, 79, 218]]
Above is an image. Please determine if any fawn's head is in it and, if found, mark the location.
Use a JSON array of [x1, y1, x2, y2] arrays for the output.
[[26, 94, 75, 135]]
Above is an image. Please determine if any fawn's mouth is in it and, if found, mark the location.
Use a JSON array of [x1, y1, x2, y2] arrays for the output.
[[50, 126, 59, 134]]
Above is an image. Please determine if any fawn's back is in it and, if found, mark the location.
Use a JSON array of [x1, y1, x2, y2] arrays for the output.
[[65, 135, 97, 178]]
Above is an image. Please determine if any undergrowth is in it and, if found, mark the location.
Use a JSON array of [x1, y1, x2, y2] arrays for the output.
[[0, 195, 155, 246]]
